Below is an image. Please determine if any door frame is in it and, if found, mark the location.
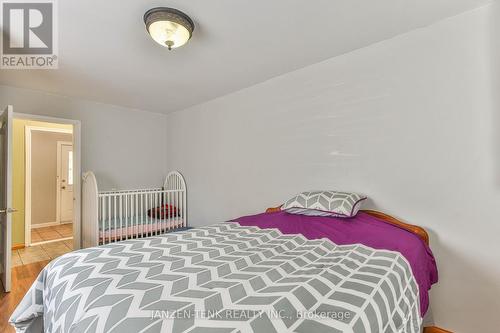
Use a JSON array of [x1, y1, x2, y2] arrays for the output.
[[56, 141, 73, 226], [25, 126, 72, 246], [17, 113, 81, 250]]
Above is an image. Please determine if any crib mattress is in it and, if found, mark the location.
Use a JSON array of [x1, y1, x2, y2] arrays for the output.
[[99, 215, 185, 241]]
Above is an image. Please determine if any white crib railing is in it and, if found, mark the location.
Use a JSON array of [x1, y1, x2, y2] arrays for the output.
[[82, 171, 187, 247]]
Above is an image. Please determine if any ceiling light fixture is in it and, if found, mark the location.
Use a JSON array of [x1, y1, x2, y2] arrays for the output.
[[144, 7, 194, 50]]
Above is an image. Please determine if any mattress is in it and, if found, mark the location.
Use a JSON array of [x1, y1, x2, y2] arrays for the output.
[[98, 215, 185, 241], [99, 215, 183, 231], [10, 223, 422, 333], [234, 211, 438, 316]]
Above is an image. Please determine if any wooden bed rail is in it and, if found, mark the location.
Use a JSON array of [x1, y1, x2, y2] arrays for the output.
[[266, 206, 429, 245], [362, 209, 429, 246]]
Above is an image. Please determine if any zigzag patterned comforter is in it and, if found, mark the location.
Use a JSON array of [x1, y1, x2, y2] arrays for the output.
[[10, 223, 422, 333]]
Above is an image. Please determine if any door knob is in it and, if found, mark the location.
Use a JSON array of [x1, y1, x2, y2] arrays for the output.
[[61, 186, 66, 190]]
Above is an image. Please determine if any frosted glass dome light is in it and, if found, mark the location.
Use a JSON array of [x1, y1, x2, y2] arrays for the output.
[[144, 8, 194, 50]]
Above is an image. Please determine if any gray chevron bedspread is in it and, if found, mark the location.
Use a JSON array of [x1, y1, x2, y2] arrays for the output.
[[10, 223, 422, 333]]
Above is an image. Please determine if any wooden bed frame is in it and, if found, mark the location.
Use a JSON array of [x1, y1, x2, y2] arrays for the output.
[[361, 209, 429, 245], [265, 206, 429, 245]]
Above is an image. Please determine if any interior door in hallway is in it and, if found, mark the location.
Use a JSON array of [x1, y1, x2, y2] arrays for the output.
[[58, 142, 73, 223]]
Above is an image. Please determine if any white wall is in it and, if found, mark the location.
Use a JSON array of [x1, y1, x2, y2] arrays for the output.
[[167, 4, 500, 332], [0, 85, 168, 190]]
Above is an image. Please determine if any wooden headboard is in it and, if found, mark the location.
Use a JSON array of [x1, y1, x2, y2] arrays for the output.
[[265, 206, 429, 245]]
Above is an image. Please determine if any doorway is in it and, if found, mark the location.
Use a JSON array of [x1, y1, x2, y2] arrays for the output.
[[1, 107, 81, 293], [12, 114, 81, 276], [57, 141, 73, 224], [25, 126, 73, 247]]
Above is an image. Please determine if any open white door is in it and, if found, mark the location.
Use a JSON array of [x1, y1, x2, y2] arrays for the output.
[[0, 105, 13, 292], [58, 142, 74, 223]]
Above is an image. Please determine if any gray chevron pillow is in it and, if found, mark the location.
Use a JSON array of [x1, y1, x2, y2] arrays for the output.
[[282, 191, 367, 218]]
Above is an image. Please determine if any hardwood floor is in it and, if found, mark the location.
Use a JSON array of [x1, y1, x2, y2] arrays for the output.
[[0, 260, 49, 333]]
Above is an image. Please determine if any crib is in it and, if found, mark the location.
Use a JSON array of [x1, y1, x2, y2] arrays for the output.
[[82, 171, 187, 248]]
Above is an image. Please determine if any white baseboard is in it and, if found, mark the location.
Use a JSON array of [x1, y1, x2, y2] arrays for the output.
[[31, 221, 60, 229]]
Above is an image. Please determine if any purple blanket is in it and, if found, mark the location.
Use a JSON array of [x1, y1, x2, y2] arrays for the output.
[[232, 210, 438, 316]]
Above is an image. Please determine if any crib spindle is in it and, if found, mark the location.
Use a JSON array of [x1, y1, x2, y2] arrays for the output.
[[154, 191, 158, 235], [135, 193, 139, 239], [148, 192, 152, 237]]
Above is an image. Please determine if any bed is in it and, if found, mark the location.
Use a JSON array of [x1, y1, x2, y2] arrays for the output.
[[81, 171, 187, 247], [10, 206, 437, 333]]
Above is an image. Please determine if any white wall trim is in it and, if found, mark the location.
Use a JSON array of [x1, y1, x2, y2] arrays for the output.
[[56, 141, 73, 227], [25, 126, 72, 134], [30, 221, 59, 229], [17, 113, 81, 249]]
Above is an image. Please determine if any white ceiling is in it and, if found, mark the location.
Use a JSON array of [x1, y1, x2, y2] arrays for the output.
[[0, 0, 492, 114]]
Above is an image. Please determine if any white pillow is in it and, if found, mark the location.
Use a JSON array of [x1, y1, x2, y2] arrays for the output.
[[282, 191, 367, 218]]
